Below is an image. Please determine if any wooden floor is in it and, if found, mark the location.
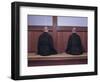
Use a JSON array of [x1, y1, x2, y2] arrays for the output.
[[28, 53, 87, 67]]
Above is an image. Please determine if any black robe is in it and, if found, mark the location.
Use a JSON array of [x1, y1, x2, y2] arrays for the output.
[[37, 32, 57, 56], [66, 33, 83, 55]]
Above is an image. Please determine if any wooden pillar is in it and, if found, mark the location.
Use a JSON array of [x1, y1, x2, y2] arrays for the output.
[[52, 16, 57, 48]]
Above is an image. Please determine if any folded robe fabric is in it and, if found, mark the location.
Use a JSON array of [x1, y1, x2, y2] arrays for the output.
[[66, 33, 84, 55], [37, 32, 57, 56]]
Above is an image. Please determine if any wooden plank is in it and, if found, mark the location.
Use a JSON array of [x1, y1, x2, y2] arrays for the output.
[[28, 53, 87, 61]]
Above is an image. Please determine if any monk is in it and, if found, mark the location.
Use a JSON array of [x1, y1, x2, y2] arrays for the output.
[[37, 27, 57, 56], [65, 28, 84, 55]]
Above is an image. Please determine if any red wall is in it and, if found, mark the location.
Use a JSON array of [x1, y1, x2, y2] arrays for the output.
[[28, 26, 87, 53]]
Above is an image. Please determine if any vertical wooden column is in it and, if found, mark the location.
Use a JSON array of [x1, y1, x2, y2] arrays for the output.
[[52, 16, 57, 48]]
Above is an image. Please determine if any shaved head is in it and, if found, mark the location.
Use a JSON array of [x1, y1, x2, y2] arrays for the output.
[[72, 27, 76, 33], [44, 26, 48, 32]]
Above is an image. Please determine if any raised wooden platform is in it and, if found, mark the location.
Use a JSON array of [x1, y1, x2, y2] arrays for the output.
[[28, 53, 87, 66]]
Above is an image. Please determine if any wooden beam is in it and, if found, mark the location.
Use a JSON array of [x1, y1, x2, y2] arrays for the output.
[[52, 16, 57, 48]]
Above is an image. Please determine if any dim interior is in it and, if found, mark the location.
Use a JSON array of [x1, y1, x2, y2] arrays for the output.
[[28, 15, 88, 66]]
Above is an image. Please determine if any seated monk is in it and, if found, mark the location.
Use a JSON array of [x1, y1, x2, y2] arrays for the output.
[[37, 27, 57, 56], [65, 28, 84, 55]]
